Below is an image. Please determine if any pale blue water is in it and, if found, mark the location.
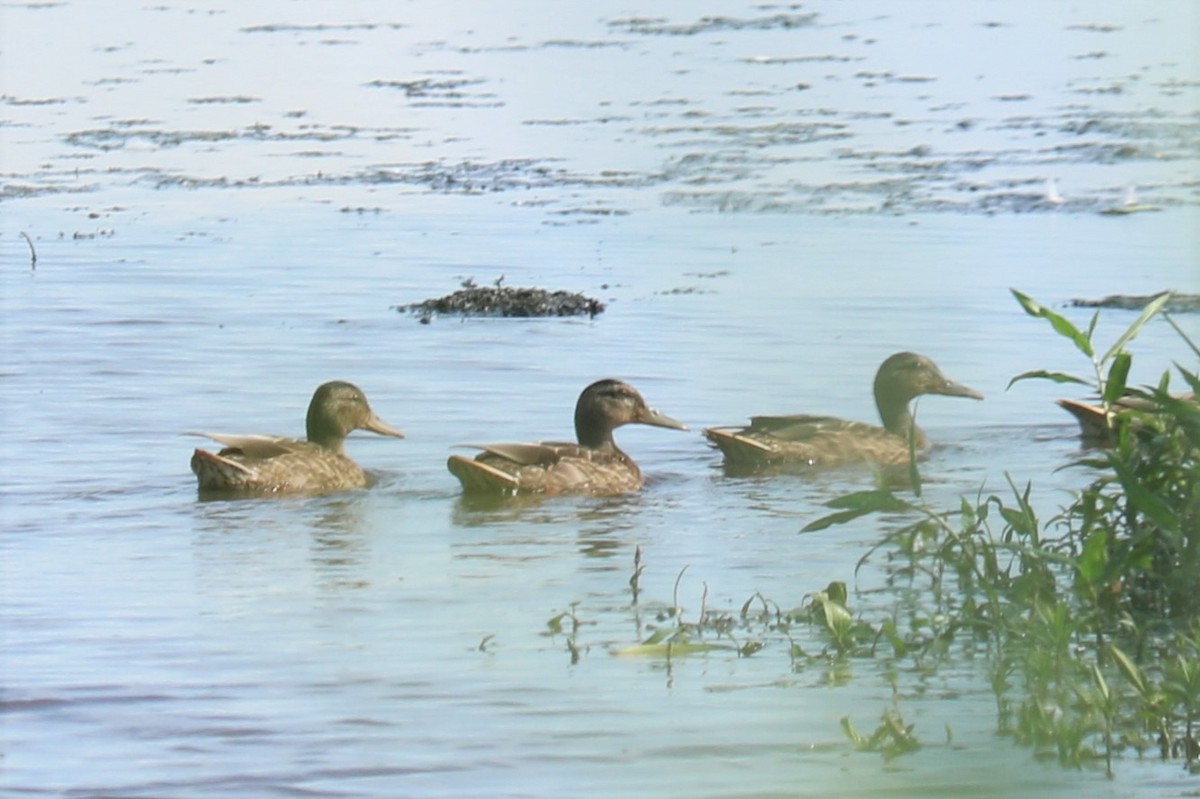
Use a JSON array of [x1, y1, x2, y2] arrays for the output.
[[2, 1, 1199, 797]]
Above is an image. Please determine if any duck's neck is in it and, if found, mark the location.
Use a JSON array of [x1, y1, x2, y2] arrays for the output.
[[876, 395, 929, 449], [575, 410, 617, 452], [307, 418, 347, 453]]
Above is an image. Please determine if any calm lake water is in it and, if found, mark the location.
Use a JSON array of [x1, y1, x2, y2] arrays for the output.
[[2, 1, 1199, 797]]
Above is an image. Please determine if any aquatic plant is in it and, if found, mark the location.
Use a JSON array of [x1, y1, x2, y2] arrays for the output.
[[549, 289, 1196, 775], [801, 289, 1200, 774], [546, 601, 586, 664], [1010, 288, 1200, 623], [841, 703, 921, 761]]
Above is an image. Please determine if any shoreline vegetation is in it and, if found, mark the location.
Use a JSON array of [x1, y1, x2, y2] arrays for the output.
[[569, 290, 1200, 777]]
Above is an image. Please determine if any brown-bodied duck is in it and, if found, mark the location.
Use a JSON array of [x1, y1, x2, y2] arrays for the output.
[[190, 380, 405, 496], [704, 352, 983, 470], [447, 379, 688, 495], [1058, 391, 1197, 446]]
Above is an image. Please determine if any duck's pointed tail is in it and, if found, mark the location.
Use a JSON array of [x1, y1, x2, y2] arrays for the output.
[[1057, 399, 1113, 443], [191, 448, 254, 491], [703, 427, 774, 466], [447, 454, 521, 493]]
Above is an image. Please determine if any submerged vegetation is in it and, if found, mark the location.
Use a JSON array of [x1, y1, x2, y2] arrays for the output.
[[549, 290, 1200, 777]]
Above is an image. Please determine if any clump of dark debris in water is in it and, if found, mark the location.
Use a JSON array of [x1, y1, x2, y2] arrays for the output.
[[395, 277, 605, 322]]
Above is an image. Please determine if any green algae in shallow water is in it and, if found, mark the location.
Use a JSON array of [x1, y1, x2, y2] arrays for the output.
[[613, 632, 735, 658]]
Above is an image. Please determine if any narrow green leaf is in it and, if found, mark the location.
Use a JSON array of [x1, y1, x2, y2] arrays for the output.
[[1091, 663, 1110, 701], [1006, 369, 1091, 390], [1160, 389, 1200, 447], [1010, 289, 1093, 357], [1076, 529, 1109, 586], [1176, 364, 1200, 396], [1101, 352, 1132, 404], [803, 490, 915, 532], [640, 628, 674, 646], [1109, 645, 1146, 696], [614, 640, 732, 658], [959, 497, 976, 530], [998, 507, 1029, 537], [1111, 459, 1179, 534], [906, 420, 922, 497], [801, 507, 876, 533], [841, 716, 868, 748], [1010, 288, 1044, 318], [1005, 474, 1039, 545], [1100, 291, 1172, 364], [825, 489, 911, 512], [1166, 316, 1200, 360]]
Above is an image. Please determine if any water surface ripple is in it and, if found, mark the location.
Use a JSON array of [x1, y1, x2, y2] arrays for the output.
[[2, 1, 1198, 797]]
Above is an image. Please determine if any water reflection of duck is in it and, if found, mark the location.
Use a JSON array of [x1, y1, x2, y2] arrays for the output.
[[190, 381, 405, 496], [1058, 392, 1197, 446], [447, 379, 688, 495], [704, 352, 983, 470]]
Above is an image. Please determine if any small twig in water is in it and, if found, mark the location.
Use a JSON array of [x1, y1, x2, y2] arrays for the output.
[[671, 564, 690, 622], [19, 232, 37, 269], [629, 545, 645, 604]]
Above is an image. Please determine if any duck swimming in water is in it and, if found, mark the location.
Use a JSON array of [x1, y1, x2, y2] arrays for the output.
[[447, 379, 688, 495], [190, 380, 405, 496], [704, 352, 983, 470], [1058, 392, 1197, 446]]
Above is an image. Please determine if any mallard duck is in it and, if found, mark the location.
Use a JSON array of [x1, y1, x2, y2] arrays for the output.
[[704, 352, 983, 470], [190, 380, 405, 496], [447, 379, 688, 495], [1059, 392, 1196, 446]]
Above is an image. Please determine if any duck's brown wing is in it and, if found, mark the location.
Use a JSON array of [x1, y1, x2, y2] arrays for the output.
[[461, 440, 583, 466], [745, 414, 863, 440], [705, 416, 898, 468], [192, 445, 368, 495], [189, 432, 307, 459], [447, 440, 574, 493], [448, 441, 639, 495]]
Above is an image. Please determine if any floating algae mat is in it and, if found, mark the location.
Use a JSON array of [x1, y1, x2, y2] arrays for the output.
[[396, 280, 605, 321]]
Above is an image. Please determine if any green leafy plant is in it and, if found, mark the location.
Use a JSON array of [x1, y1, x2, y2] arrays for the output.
[[842, 704, 921, 761], [579, 296, 1196, 775], [798, 290, 1199, 775], [1007, 288, 1173, 404]]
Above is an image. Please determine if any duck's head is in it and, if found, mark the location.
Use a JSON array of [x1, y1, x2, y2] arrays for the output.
[[306, 381, 406, 452], [874, 352, 983, 433], [574, 379, 688, 449]]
